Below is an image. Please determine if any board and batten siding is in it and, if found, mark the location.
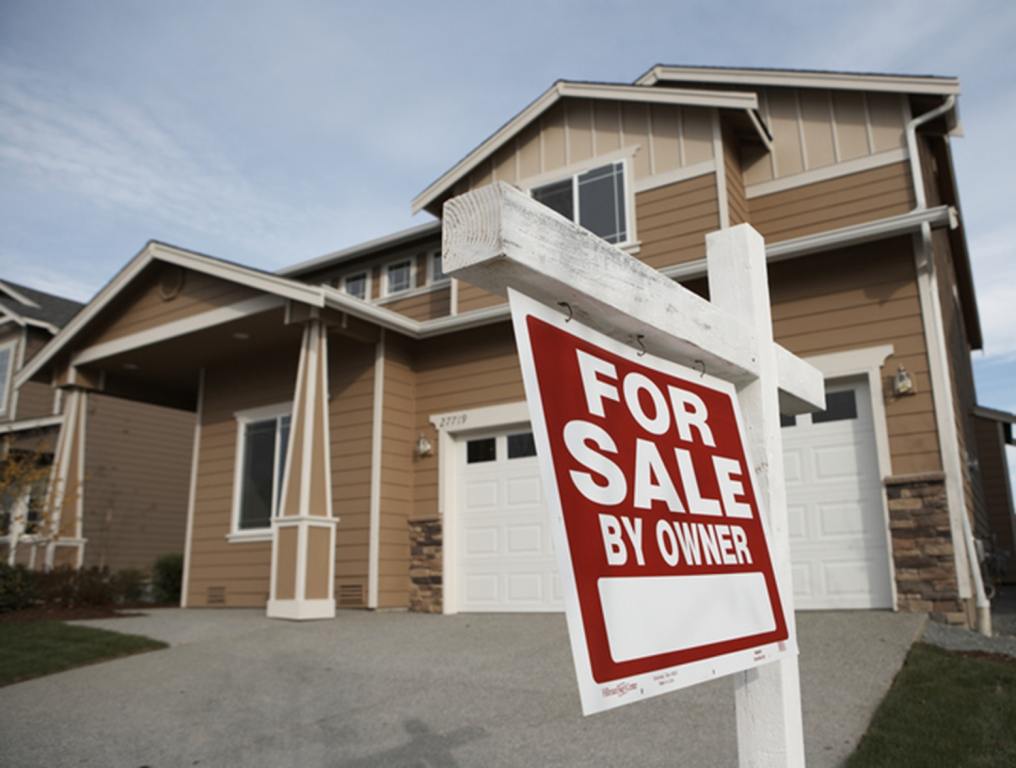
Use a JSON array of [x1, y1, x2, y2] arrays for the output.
[[743, 88, 908, 186], [769, 236, 940, 476], [747, 162, 915, 244], [82, 394, 194, 572]]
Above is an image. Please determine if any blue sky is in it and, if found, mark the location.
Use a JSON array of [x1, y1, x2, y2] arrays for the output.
[[1, 1, 1013, 478]]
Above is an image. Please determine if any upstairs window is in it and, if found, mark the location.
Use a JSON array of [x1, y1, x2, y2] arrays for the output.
[[428, 251, 448, 284], [384, 259, 414, 296], [531, 161, 629, 245], [342, 271, 370, 300]]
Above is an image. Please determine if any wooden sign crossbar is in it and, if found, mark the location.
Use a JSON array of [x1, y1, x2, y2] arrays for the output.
[[443, 181, 819, 767]]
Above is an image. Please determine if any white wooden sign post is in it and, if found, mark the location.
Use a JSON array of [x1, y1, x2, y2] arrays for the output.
[[442, 182, 823, 767]]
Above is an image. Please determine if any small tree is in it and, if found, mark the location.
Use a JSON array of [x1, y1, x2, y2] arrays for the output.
[[1, 448, 58, 567]]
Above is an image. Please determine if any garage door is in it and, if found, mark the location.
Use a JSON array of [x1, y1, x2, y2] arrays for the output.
[[455, 379, 892, 612], [457, 429, 563, 612], [782, 379, 893, 609]]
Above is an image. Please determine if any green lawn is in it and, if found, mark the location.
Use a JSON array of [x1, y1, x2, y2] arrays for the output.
[[847, 642, 1016, 767], [0, 620, 167, 686]]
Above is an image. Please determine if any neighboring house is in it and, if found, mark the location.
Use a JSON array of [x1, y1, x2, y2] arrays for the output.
[[14, 65, 1015, 626], [0, 279, 193, 572]]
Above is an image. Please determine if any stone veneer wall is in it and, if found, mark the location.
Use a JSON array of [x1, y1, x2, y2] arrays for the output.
[[409, 519, 442, 613], [886, 472, 967, 625]]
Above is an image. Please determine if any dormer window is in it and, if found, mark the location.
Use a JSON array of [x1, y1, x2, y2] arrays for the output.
[[342, 271, 370, 300], [531, 161, 629, 245], [383, 259, 414, 296]]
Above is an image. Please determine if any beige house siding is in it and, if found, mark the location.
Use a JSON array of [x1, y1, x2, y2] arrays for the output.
[[185, 343, 300, 607], [748, 161, 914, 243], [377, 333, 414, 608], [636, 173, 719, 270], [328, 336, 376, 608], [412, 324, 526, 524], [723, 129, 748, 227], [84, 264, 258, 348], [82, 394, 193, 572], [770, 236, 940, 476]]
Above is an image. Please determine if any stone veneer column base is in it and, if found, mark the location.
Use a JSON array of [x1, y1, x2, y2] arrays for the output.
[[886, 472, 967, 625], [410, 519, 443, 613]]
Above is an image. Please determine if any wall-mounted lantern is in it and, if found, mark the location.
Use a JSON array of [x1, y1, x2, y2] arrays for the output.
[[415, 433, 434, 458], [892, 365, 915, 397]]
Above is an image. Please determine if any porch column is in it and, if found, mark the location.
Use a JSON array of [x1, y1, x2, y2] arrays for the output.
[[44, 387, 88, 569], [267, 317, 337, 620]]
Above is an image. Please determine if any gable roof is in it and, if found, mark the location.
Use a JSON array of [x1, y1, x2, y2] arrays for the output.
[[0, 279, 84, 334], [279, 220, 440, 278], [634, 64, 961, 95], [410, 79, 767, 216]]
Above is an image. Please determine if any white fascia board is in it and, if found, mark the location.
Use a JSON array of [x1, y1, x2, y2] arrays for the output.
[[15, 241, 326, 390], [661, 205, 955, 282], [635, 65, 961, 96], [0, 280, 40, 308], [411, 81, 759, 215], [277, 220, 441, 277]]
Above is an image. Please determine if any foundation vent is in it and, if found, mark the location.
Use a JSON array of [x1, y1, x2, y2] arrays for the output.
[[206, 586, 226, 605], [337, 583, 365, 607]]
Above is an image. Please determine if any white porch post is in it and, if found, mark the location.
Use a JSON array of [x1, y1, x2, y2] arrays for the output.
[[266, 316, 337, 620], [44, 387, 88, 570], [707, 226, 805, 768]]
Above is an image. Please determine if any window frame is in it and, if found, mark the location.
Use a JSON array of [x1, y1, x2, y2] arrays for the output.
[[0, 338, 17, 418], [341, 270, 371, 301], [381, 257, 417, 297], [425, 249, 449, 286], [228, 401, 293, 542], [526, 156, 636, 248]]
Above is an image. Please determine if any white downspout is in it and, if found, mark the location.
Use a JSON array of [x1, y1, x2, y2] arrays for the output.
[[905, 95, 991, 636]]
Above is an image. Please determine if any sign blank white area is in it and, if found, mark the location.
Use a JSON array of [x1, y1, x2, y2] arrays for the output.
[[597, 573, 777, 663]]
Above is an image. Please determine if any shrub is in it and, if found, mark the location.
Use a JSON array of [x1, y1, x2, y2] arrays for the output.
[[111, 569, 146, 604], [75, 567, 116, 607], [0, 563, 37, 612], [152, 554, 183, 604], [35, 566, 79, 608], [36, 566, 117, 607]]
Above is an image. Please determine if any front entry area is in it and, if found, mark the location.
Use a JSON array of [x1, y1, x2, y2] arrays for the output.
[[451, 379, 893, 613]]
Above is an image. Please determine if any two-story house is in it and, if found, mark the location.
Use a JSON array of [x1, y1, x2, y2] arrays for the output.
[[15, 65, 1013, 626], [0, 278, 193, 572]]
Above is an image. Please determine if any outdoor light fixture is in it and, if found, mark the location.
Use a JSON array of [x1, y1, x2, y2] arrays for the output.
[[415, 433, 433, 458], [892, 364, 915, 396], [122, 362, 140, 371], [232, 332, 250, 340]]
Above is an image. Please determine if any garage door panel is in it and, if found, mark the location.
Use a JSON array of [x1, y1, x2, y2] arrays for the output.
[[465, 480, 499, 509], [506, 524, 543, 554], [464, 527, 499, 555], [507, 476, 541, 505]]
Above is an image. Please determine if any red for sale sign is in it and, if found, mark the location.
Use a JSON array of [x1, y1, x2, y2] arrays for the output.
[[509, 289, 794, 715]]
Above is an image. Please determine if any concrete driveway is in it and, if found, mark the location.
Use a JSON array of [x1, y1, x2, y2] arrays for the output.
[[1, 609, 923, 767]]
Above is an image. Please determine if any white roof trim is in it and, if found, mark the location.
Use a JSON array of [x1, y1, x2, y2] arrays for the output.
[[411, 81, 761, 215], [0, 414, 63, 434], [17, 206, 954, 391], [0, 306, 59, 335], [635, 65, 961, 96], [0, 280, 40, 308], [15, 241, 327, 390], [278, 220, 441, 277]]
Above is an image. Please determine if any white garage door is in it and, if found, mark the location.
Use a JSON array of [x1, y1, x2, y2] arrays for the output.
[[783, 379, 893, 609], [455, 379, 892, 612], [456, 429, 563, 612]]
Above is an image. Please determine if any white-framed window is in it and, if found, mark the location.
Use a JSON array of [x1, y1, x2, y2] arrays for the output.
[[382, 258, 415, 296], [426, 250, 448, 285], [230, 402, 292, 538], [531, 160, 630, 245], [0, 339, 16, 417], [341, 270, 371, 300]]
